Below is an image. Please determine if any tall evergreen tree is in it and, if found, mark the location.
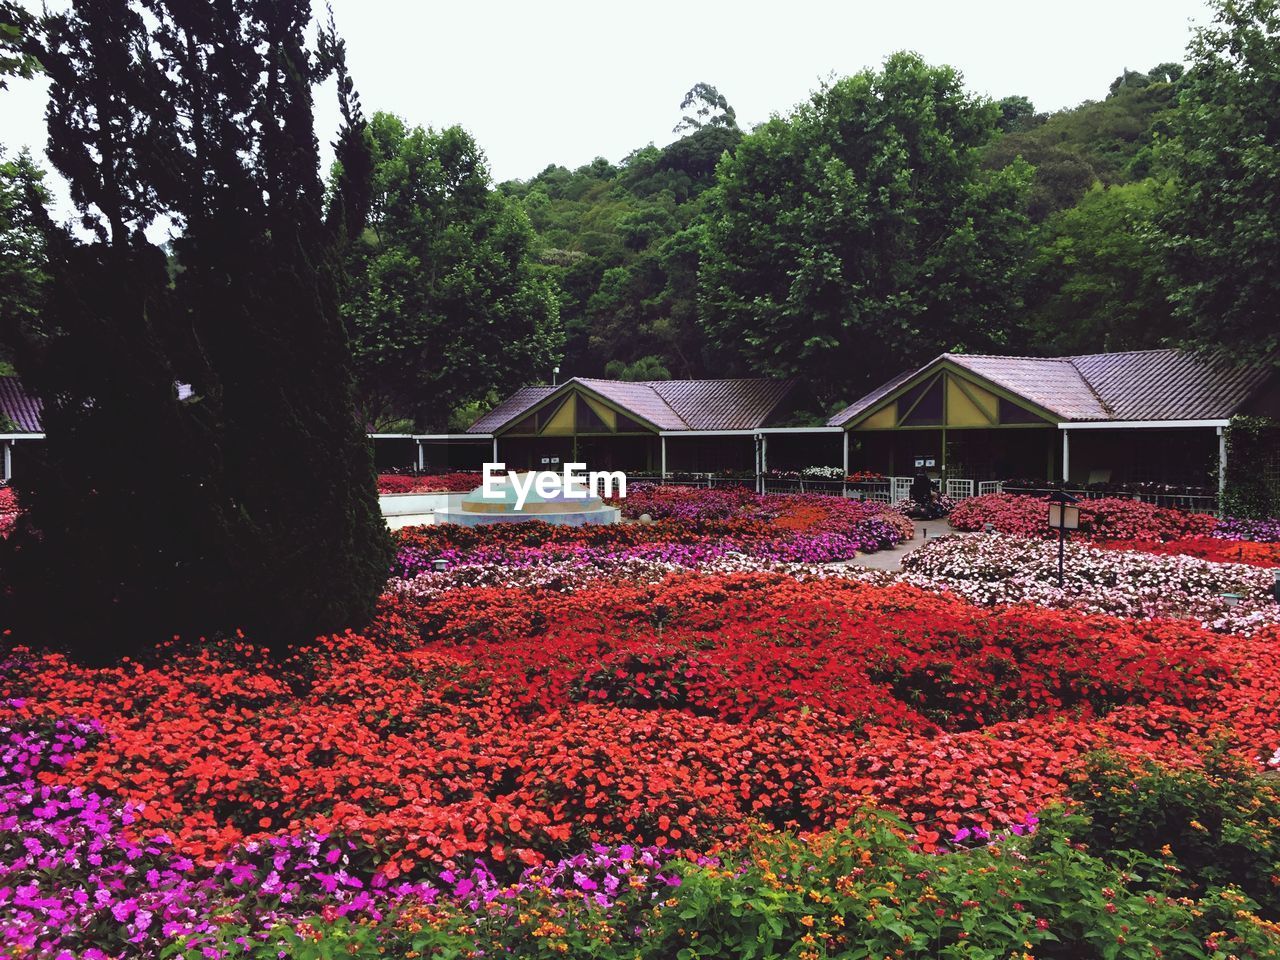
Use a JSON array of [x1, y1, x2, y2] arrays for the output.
[[2, 0, 390, 659]]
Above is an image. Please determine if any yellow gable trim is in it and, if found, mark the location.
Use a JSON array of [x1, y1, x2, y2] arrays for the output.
[[856, 404, 898, 430], [946, 375, 997, 427], [582, 394, 618, 431], [540, 396, 576, 435]]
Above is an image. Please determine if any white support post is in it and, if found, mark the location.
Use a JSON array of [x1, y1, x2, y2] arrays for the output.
[[3, 441, 10, 482], [416, 439, 424, 472], [1218, 427, 1228, 504], [761, 434, 767, 476], [491, 437, 498, 464], [842, 431, 849, 476], [1061, 430, 1070, 483], [660, 435, 667, 479]]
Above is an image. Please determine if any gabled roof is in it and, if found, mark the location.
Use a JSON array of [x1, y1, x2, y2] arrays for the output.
[[0, 376, 42, 433], [947, 355, 1109, 420], [467, 385, 559, 434], [828, 348, 1276, 427], [468, 377, 797, 434]]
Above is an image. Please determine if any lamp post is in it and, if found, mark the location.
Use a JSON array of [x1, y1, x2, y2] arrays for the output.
[[1045, 491, 1080, 589]]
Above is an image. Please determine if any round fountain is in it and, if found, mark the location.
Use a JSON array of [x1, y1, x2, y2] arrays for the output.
[[433, 472, 622, 527]]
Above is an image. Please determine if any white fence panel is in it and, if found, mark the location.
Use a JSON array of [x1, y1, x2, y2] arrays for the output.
[[891, 476, 913, 504], [945, 479, 975, 501], [978, 481, 1003, 496]]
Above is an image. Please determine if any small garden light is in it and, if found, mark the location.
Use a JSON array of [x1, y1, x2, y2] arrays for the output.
[[1274, 570, 1280, 604], [1046, 491, 1080, 589], [1222, 592, 1244, 609], [983, 522, 995, 534], [431, 558, 448, 573]]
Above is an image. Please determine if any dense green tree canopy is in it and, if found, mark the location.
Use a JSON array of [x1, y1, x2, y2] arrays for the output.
[[1156, 0, 1280, 360], [1021, 180, 1172, 355], [0, 149, 47, 369], [699, 52, 1032, 403], [2, 0, 390, 658], [501, 97, 739, 379], [342, 113, 561, 431]]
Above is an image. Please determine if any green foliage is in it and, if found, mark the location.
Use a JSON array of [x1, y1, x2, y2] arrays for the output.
[[1155, 0, 1280, 360], [1068, 746, 1280, 917], [604, 354, 671, 381], [448, 392, 499, 432], [505, 150, 728, 378], [700, 52, 1032, 404], [982, 72, 1181, 221], [1021, 180, 1173, 354], [196, 810, 1279, 959], [341, 113, 562, 430], [673, 82, 739, 134], [0, 149, 48, 367], [996, 94, 1041, 132], [0, 0, 40, 88], [1222, 415, 1280, 519], [1, 0, 390, 658]]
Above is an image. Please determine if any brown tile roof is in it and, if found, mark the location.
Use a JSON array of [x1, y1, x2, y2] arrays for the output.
[[1070, 349, 1273, 421], [466, 385, 558, 433], [468, 377, 797, 434], [827, 348, 1275, 426], [948, 355, 1109, 420], [0, 376, 42, 433], [576, 379, 686, 430], [651, 378, 796, 430]]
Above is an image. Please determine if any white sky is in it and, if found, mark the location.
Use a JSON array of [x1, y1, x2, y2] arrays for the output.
[[2, 0, 1214, 219]]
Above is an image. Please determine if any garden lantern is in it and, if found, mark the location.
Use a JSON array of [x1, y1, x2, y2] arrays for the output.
[[1045, 491, 1080, 588], [1274, 570, 1280, 604], [1222, 593, 1243, 609], [431, 558, 448, 574], [983, 522, 995, 534]]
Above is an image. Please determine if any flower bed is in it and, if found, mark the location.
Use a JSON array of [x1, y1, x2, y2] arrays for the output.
[[1098, 536, 1280, 568], [7, 573, 1278, 869], [195, 805, 1278, 960], [7, 562, 1280, 956], [900, 534, 1280, 633], [1214, 515, 1280, 543], [948, 492, 1216, 540], [0, 486, 16, 537], [377, 472, 483, 494], [390, 487, 912, 575]]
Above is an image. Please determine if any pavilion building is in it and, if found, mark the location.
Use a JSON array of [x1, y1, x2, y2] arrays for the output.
[[828, 348, 1278, 497]]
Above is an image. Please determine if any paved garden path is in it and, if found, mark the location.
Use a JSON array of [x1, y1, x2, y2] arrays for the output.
[[843, 518, 962, 572]]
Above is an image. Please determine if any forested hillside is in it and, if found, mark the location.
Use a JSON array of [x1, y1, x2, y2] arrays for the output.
[[503, 65, 1189, 406]]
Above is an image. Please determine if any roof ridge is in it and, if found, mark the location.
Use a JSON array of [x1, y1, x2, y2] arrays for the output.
[[1064, 347, 1179, 361], [1067, 358, 1116, 419], [945, 352, 1076, 363]]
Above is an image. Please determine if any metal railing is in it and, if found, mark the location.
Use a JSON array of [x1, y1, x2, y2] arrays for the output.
[[1000, 484, 1219, 512], [629, 474, 1006, 504]]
